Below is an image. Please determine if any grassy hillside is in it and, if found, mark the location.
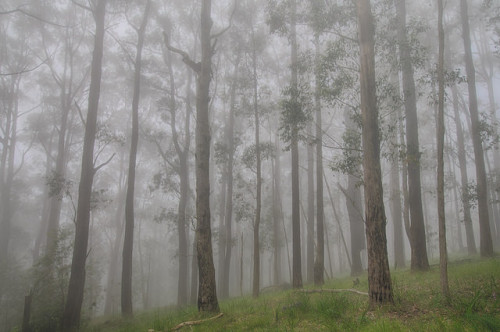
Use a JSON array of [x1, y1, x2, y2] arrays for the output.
[[86, 257, 500, 331]]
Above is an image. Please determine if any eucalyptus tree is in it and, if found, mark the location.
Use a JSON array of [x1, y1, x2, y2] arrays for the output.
[[353, 0, 393, 304], [436, 0, 450, 299], [61, 0, 108, 329], [121, 0, 151, 317], [394, 0, 429, 271], [268, 0, 310, 290], [460, 0, 494, 257], [165, 0, 220, 312]]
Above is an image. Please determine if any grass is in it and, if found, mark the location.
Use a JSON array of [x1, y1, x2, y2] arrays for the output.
[[85, 256, 500, 331]]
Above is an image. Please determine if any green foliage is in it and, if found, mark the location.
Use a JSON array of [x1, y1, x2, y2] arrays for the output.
[[45, 171, 73, 199], [241, 142, 275, 170], [279, 83, 312, 149], [28, 226, 73, 332]]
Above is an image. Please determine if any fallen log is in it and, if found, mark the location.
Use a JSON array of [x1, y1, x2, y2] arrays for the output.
[[171, 312, 224, 331], [297, 289, 368, 296]]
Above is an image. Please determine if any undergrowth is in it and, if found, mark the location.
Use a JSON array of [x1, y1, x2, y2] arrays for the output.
[[86, 256, 500, 332]]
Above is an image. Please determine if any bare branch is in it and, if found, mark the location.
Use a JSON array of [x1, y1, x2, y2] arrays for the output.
[[163, 32, 200, 73], [93, 153, 116, 174], [0, 59, 48, 76], [0, 7, 66, 27], [297, 289, 368, 296], [74, 102, 87, 127], [171, 313, 224, 331], [71, 0, 92, 12], [210, 1, 237, 39]]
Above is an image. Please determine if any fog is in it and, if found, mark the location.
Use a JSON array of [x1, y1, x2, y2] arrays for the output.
[[0, 0, 499, 330]]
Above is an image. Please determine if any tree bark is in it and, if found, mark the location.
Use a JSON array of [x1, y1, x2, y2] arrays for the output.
[[354, 0, 393, 304], [395, 0, 430, 271], [460, 0, 494, 257], [61, 1, 107, 329], [196, 0, 219, 312]]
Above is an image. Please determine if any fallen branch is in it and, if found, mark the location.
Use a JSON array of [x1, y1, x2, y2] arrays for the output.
[[171, 312, 224, 331], [297, 289, 368, 296]]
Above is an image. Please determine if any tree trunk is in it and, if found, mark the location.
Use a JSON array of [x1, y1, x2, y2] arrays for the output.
[[395, 0, 430, 271], [313, 35, 324, 286], [196, 0, 219, 312], [61, 1, 107, 329], [290, 0, 303, 290], [389, 67, 405, 268], [451, 84, 477, 254], [436, 0, 450, 299], [121, 0, 150, 317], [273, 134, 283, 285], [354, 0, 393, 304], [220, 55, 239, 299], [460, 0, 494, 257], [306, 122, 315, 284], [252, 37, 262, 298]]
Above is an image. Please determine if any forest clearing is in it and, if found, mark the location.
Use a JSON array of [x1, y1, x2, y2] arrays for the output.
[[86, 257, 500, 331]]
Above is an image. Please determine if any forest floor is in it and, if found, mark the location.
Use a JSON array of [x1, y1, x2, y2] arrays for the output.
[[86, 256, 500, 331]]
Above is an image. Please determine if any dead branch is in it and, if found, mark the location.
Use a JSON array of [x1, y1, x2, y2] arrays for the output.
[[170, 312, 224, 331], [163, 32, 200, 73], [0, 59, 48, 76], [297, 288, 368, 296]]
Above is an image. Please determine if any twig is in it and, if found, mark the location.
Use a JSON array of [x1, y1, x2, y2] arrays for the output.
[[0, 59, 48, 76], [297, 288, 368, 296], [171, 313, 224, 331]]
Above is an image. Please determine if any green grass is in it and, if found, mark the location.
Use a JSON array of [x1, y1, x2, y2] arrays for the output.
[[86, 257, 500, 331]]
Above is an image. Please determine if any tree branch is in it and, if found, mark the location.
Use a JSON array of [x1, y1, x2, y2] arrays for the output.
[[170, 313, 224, 331], [163, 32, 200, 73], [0, 59, 48, 76], [297, 288, 368, 296], [93, 153, 116, 174]]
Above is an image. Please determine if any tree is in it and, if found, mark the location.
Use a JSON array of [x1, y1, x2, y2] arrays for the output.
[[394, 0, 429, 271], [166, 0, 219, 312], [313, 34, 324, 286], [251, 27, 262, 298], [460, 0, 494, 257], [353, 0, 393, 304], [61, 0, 107, 329], [436, 0, 450, 299], [121, 0, 151, 317]]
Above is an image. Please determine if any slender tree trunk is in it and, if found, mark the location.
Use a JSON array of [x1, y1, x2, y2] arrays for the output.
[[221, 57, 239, 299], [389, 68, 405, 268], [436, 0, 450, 299], [252, 38, 262, 297], [395, 0, 429, 271], [190, 234, 198, 305], [121, 0, 150, 317], [306, 122, 315, 284], [196, 0, 219, 312], [61, 1, 107, 329], [451, 84, 477, 254], [273, 135, 283, 285], [354, 0, 393, 304], [460, 0, 494, 257], [290, 0, 302, 290], [313, 35, 324, 286]]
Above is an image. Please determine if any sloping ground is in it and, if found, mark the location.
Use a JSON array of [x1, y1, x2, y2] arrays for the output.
[[86, 257, 500, 331]]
